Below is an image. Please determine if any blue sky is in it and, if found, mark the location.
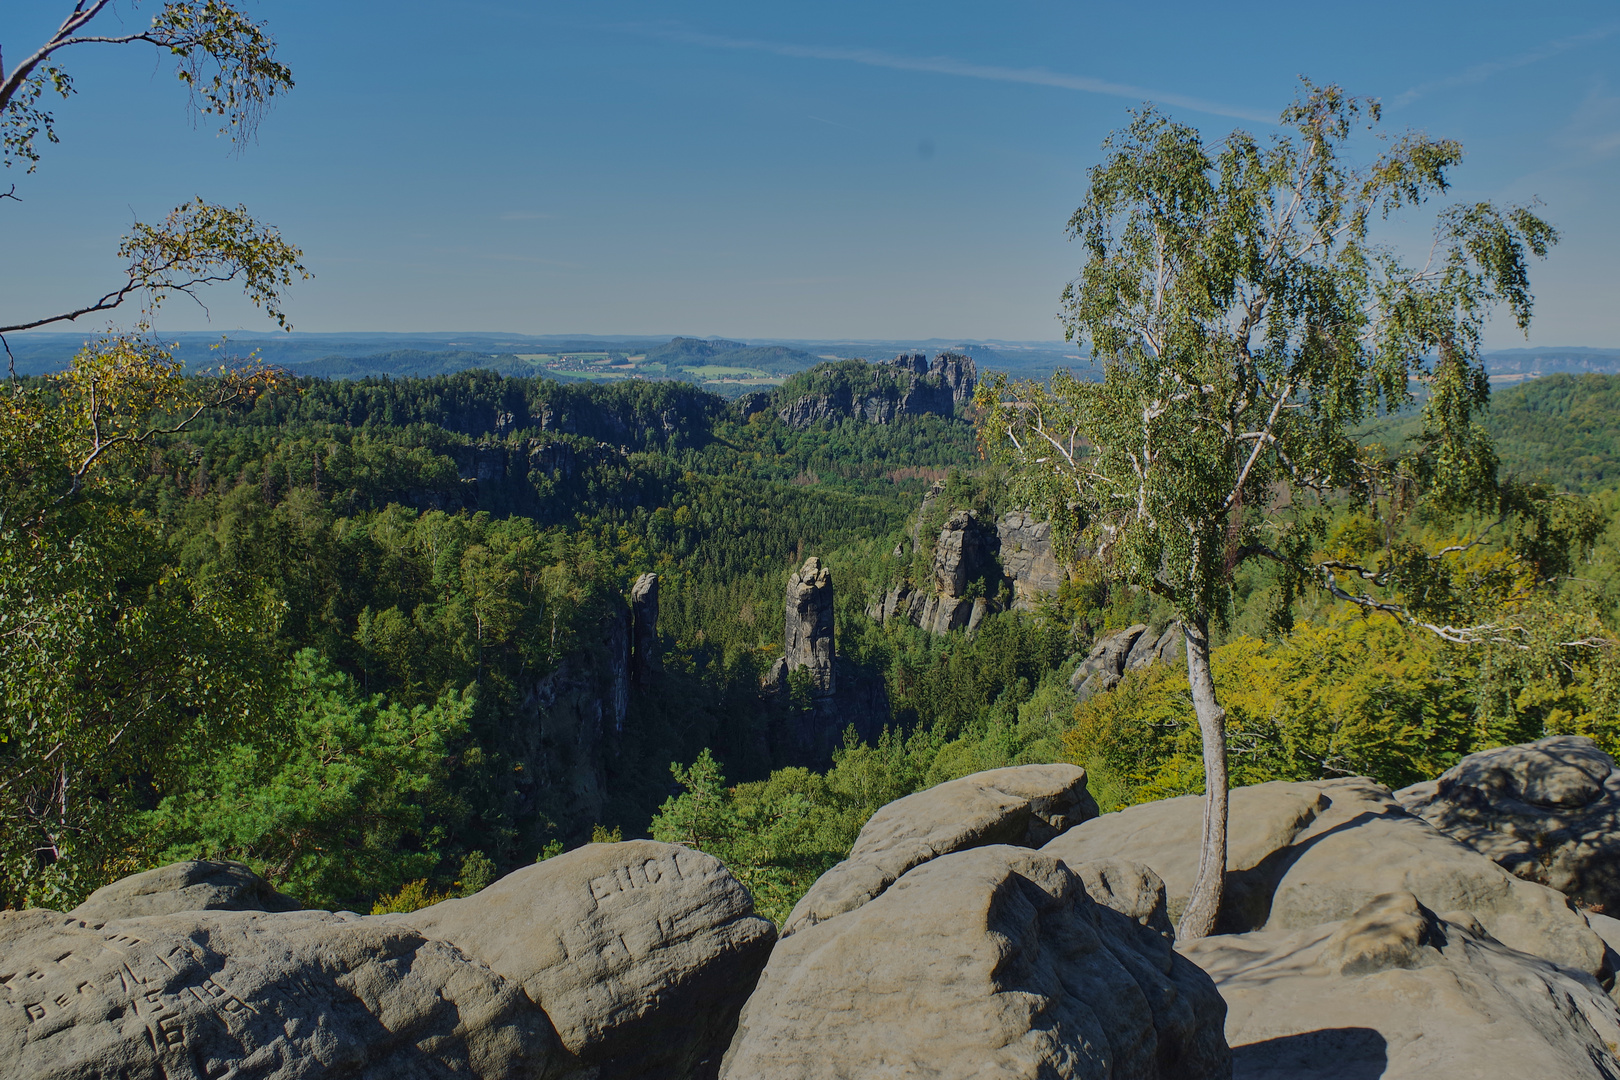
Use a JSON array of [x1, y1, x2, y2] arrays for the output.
[[3, 1, 1617, 345]]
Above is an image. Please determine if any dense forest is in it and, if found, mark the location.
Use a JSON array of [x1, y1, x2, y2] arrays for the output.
[[3, 353, 1618, 922]]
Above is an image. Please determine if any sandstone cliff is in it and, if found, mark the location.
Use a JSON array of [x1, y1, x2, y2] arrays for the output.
[[774, 352, 978, 429]]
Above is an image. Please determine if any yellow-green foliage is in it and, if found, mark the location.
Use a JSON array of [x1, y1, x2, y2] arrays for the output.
[[370, 879, 450, 915], [1065, 609, 1618, 810]]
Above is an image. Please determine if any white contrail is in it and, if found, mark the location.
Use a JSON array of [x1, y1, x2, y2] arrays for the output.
[[1393, 22, 1619, 107], [624, 25, 1277, 124]]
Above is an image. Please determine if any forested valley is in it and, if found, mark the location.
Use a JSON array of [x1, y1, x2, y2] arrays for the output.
[[4, 345, 1619, 923]]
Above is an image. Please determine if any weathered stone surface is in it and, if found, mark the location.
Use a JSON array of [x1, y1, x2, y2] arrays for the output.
[[785, 557, 835, 698], [931, 509, 995, 600], [629, 572, 659, 687], [1183, 891, 1620, 1080], [1069, 624, 1184, 701], [723, 846, 1230, 1080], [1396, 735, 1620, 915], [966, 596, 989, 636], [404, 840, 776, 1080], [776, 354, 975, 429], [0, 905, 555, 1080], [930, 351, 978, 408], [70, 860, 299, 921], [1126, 623, 1182, 672], [997, 511, 1064, 610], [1070, 624, 1147, 699], [1046, 781, 1328, 931], [1046, 776, 1610, 979], [784, 763, 1098, 936]]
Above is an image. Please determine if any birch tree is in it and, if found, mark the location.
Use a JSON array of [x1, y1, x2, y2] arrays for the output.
[[976, 81, 1566, 939]]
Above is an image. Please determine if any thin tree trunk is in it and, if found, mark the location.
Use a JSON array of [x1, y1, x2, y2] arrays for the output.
[[1177, 612, 1228, 941]]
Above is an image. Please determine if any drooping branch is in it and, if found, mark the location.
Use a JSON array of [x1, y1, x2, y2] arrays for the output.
[[0, 199, 308, 334]]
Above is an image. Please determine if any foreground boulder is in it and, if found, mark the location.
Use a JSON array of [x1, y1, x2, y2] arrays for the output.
[[1396, 735, 1620, 915], [70, 859, 302, 921], [0, 906, 554, 1080], [403, 840, 776, 1080], [1183, 891, 1620, 1079], [723, 845, 1230, 1080], [1046, 776, 1611, 979], [783, 763, 1098, 935], [2, 843, 775, 1080]]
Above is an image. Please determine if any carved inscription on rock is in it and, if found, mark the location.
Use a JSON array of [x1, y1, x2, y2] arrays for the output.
[[0, 907, 552, 1079]]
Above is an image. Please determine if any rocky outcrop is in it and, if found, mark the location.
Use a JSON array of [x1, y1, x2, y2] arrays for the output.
[[71, 859, 300, 921], [932, 509, 995, 598], [998, 511, 1064, 609], [784, 764, 1099, 935], [630, 572, 660, 687], [1045, 776, 1612, 981], [930, 350, 978, 409], [1396, 735, 1620, 915], [0, 904, 555, 1080], [878, 499, 1067, 635], [721, 846, 1232, 1080], [775, 353, 977, 429], [871, 508, 1000, 636], [403, 840, 777, 1080], [5, 845, 775, 1080], [784, 557, 835, 698], [1184, 890, 1620, 1080], [1070, 623, 1183, 701], [515, 603, 630, 833]]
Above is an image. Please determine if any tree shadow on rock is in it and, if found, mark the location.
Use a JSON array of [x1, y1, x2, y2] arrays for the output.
[[1233, 1026, 1388, 1079]]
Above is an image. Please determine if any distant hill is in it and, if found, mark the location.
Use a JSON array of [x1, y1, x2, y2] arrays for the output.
[[642, 337, 817, 375], [1484, 347, 1620, 376], [290, 350, 549, 380], [1361, 374, 1620, 492], [1486, 374, 1620, 491]]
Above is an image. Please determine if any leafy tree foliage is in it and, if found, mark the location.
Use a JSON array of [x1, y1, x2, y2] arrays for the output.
[[978, 82, 1568, 938], [144, 650, 473, 910]]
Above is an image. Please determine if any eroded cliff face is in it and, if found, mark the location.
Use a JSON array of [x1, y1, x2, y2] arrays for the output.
[[775, 352, 978, 429], [765, 557, 886, 765], [784, 557, 836, 698], [997, 512, 1063, 610], [872, 501, 1065, 635]]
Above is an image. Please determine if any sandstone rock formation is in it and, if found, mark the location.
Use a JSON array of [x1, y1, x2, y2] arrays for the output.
[[1070, 623, 1183, 700], [1046, 776, 1612, 980], [1396, 735, 1620, 915], [1183, 890, 1620, 1080], [404, 840, 777, 1080], [629, 572, 660, 687], [722, 846, 1232, 1080], [784, 763, 1099, 935], [71, 859, 300, 921], [776, 353, 977, 429], [997, 511, 1063, 609], [4, 844, 776, 1080], [0, 906, 555, 1080], [784, 556, 835, 698]]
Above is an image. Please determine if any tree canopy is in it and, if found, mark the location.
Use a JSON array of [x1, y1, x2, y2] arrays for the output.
[[977, 80, 1573, 938]]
